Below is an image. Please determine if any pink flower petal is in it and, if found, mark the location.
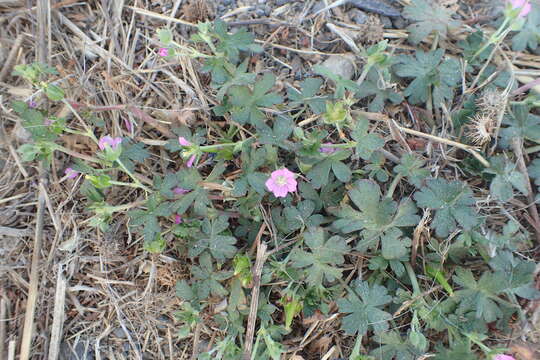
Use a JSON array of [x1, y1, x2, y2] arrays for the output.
[[178, 137, 191, 146], [173, 187, 189, 194], [64, 167, 79, 179], [174, 214, 182, 224], [98, 136, 122, 151], [266, 168, 297, 198], [186, 155, 196, 168], [158, 47, 169, 57], [493, 355, 516, 360]]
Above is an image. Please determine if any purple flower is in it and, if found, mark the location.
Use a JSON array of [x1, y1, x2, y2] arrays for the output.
[[493, 355, 515, 360], [98, 136, 122, 151], [173, 187, 189, 195], [265, 168, 297, 198], [64, 167, 79, 179], [158, 47, 169, 57], [44, 118, 53, 126], [508, 0, 532, 17], [27, 100, 37, 108], [174, 214, 182, 224], [186, 154, 196, 168], [319, 143, 337, 154], [178, 137, 192, 146]]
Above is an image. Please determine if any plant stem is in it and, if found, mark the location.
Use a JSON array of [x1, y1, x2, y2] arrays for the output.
[[116, 159, 152, 193], [385, 174, 402, 199], [405, 262, 421, 296]]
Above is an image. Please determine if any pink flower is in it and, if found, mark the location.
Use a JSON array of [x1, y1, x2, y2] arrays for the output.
[[508, 0, 532, 17], [320, 143, 337, 154], [64, 167, 79, 179], [44, 118, 53, 126], [27, 100, 37, 108], [158, 47, 169, 57], [173, 187, 189, 195], [265, 168, 297, 198], [493, 355, 515, 360], [98, 136, 122, 151], [178, 137, 192, 146], [186, 154, 196, 168], [174, 214, 182, 224]]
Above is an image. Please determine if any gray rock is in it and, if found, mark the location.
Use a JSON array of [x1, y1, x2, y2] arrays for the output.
[[392, 16, 407, 29], [350, 9, 368, 24], [321, 55, 356, 80], [113, 327, 127, 338], [349, 0, 401, 17], [380, 15, 393, 28]]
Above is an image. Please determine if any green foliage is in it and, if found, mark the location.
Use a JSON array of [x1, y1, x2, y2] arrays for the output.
[[287, 77, 327, 114], [227, 73, 282, 127], [189, 215, 237, 261], [394, 153, 430, 187], [355, 70, 403, 112], [333, 180, 419, 251], [499, 105, 540, 146], [190, 253, 234, 299], [314, 65, 359, 98], [511, 3, 540, 51], [370, 332, 426, 360], [128, 194, 172, 243], [337, 279, 392, 336], [415, 179, 478, 237], [290, 227, 349, 287], [351, 117, 385, 160], [272, 200, 325, 233], [211, 20, 263, 63], [394, 49, 460, 108], [403, 0, 461, 44], [484, 156, 528, 201], [306, 150, 352, 188]]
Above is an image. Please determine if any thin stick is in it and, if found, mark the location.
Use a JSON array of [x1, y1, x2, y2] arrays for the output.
[[19, 180, 46, 360], [242, 242, 268, 360], [511, 138, 540, 244], [0, 34, 24, 82], [8, 341, 15, 360], [48, 266, 67, 360], [0, 298, 6, 359]]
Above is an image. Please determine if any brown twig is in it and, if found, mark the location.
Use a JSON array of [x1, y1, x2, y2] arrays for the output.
[[48, 265, 67, 360], [242, 241, 268, 360], [0, 34, 24, 82], [511, 138, 540, 244], [0, 297, 6, 359]]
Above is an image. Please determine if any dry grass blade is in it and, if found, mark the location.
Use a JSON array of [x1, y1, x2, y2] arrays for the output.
[[48, 265, 67, 360]]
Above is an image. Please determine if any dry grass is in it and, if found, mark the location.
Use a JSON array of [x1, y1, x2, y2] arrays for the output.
[[1, 0, 540, 359]]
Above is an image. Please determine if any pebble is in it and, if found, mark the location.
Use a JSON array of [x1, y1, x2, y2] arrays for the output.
[[113, 327, 127, 339], [379, 15, 393, 29], [321, 55, 356, 80], [392, 16, 407, 29], [275, 0, 295, 5], [349, 0, 401, 17], [350, 9, 368, 24]]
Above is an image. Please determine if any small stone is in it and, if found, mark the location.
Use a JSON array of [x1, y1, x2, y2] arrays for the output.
[[321, 55, 356, 80], [349, 0, 401, 17], [222, 0, 232, 5], [350, 9, 368, 24], [113, 327, 127, 338], [275, 0, 294, 5], [391, 16, 407, 29], [380, 15, 393, 29]]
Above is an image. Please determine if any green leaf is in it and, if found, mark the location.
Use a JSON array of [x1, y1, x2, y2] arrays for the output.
[[355, 69, 403, 112], [337, 279, 392, 336], [45, 84, 65, 101], [314, 65, 359, 99], [191, 253, 233, 299], [228, 73, 282, 127], [333, 180, 420, 251], [394, 49, 460, 108], [214, 20, 262, 64], [128, 195, 172, 243], [175, 279, 195, 302], [511, 3, 540, 51], [393, 153, 430, 187], [158, 28, 172, 45], [500, 104, 540, 146], [306, 150, 352, 188], [287, 77, 327, 114], [290, 227, 350, 287], [403, 0, 461, 44], [381, 228, 411, 260], [351, 117, 385, 160], [484, 156, 528, 201], [452, 267, 507, 322], [414, 178, 478, 237], [258, 115, 293, 149], [370, 332, 426, 360], [433, 340, 477, 360], [189, 215, 237, 261]]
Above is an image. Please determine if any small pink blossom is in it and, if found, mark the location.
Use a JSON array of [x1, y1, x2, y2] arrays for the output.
[[158, 47, 169, 57], [44, 118, 53, 126], [493, 355, 516, 360], [320, 143, 337, 154], [64, 167, 79, 179], [265, 168, 297, 198], [98, 136, 122, 151], [27, 100, 37, 108], [508, 0, 532, 17], [173, 187, 189, 195], [186, 154, 196, 168], [174, 214, 182, 224], [178, 137, 192, 146]]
